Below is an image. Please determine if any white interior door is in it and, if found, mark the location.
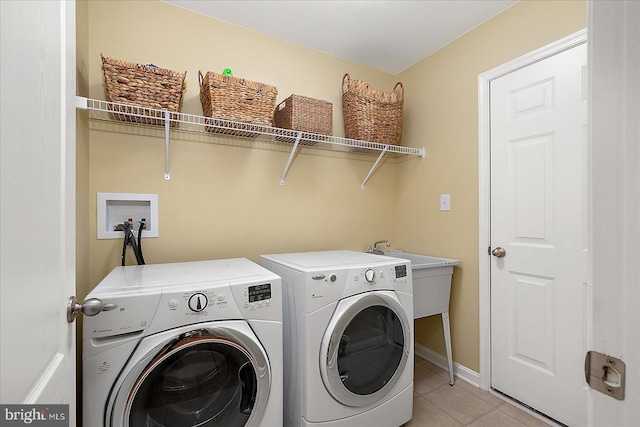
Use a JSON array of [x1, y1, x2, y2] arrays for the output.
[[490, 43, 588, 426], [0, 0, 76, 421]]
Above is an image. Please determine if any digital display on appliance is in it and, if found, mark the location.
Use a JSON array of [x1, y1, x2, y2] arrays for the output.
[[248, 284, 271, 302], [395, 265, 407, 278]]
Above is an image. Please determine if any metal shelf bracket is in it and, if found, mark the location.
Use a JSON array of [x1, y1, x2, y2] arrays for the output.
[[361, 146, 389, 190], [164, 112, 171, 180], [280, 131, 302, 186]]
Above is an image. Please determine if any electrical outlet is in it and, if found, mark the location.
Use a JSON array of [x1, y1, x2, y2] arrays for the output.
[[440, 194, 451, 211]]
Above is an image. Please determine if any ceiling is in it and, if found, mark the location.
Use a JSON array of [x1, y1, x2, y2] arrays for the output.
[[163, 0, 518, 75]]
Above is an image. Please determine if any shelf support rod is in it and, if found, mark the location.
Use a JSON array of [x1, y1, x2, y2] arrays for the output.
[[164, 111, 171, 180], [280, 132, 302, 186], [361, 146, 389, 190]]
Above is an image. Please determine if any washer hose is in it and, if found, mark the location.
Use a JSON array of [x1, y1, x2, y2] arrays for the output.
[[115, 221, 145, 266]]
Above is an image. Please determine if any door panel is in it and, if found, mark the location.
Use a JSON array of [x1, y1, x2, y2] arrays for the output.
[[509, 273, 555, 373], [490, 43, 587, 426], [511, 134, 553, 243], [0, 0, 76, 416]]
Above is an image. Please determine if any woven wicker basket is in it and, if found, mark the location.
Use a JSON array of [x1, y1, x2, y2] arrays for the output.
[[199, 71, 278, 138], [101, 54, 186, 126], [342, 73, 404, 145], [273, 94, 333, 145]]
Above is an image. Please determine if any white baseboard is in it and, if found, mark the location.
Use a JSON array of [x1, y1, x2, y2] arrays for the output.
[[414, 342, 481, 388]]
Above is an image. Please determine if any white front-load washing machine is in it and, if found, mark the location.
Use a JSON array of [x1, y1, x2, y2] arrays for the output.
[[260, 250, 413, 427], [82, 259, 282, 427]]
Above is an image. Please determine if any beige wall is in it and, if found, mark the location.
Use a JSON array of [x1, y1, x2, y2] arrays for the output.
[[80, 0, 585, 373], [82, 0, 403, 294], [76, 0, 90, 298], [396, 0, 586, 371], [76, 0, 90, 306]]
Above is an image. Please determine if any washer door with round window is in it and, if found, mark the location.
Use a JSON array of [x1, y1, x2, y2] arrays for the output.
[[109, 322, 271, 427], [319, 290, 411, 407]]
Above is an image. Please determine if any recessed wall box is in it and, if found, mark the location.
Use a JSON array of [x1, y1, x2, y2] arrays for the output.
[[97, 193, 158, 239]]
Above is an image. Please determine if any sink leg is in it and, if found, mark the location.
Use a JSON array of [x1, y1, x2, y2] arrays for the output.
[[442, 311, 454, 385]]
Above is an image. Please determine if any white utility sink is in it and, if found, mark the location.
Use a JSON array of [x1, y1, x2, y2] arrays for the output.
[[383, 250, 459, 319], [383, 250, 459, 385]]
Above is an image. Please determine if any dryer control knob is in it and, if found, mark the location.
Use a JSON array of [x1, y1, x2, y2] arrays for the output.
[[364, 268, 376, 283], [188, 293, 208, 312]]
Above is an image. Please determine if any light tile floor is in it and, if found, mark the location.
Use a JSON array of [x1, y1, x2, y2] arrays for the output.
[[404, 356, 553, 427]]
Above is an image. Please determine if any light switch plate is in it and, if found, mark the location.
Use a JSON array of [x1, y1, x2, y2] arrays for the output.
[[440, 194, 451, 211]]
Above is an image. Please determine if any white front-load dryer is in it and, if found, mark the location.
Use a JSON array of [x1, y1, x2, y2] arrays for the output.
[[82, 259, 282, 427], [260, 250, 413, 427]]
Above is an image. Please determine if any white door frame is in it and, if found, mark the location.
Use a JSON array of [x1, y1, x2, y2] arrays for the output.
[[477, 29, 588, 392], [589, 0, 639, 425]]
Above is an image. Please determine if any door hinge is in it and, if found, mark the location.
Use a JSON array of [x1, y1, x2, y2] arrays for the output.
[[585, 351, 625, 400]]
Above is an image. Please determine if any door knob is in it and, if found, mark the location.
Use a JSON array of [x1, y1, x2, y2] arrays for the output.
[[67, 296, 104, 323], [491, 247, 506, 258]]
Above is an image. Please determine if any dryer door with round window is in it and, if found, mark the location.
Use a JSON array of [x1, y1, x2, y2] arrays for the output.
[[319, 291, 411, 407], [110, 325, 271, 427]]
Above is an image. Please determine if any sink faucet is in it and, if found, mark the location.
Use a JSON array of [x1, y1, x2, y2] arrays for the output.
[[367, 240, 390, 255]]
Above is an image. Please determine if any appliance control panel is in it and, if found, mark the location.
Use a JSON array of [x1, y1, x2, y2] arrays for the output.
[[304, 261, 411, 312], [351, 264, 410, 286], [162, 284, 274, 316], [165, 288, 228, 317], [142, 280, 281, 335]]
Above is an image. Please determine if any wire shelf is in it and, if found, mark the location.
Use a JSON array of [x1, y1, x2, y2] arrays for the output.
[[76, 96, 424, 187]]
